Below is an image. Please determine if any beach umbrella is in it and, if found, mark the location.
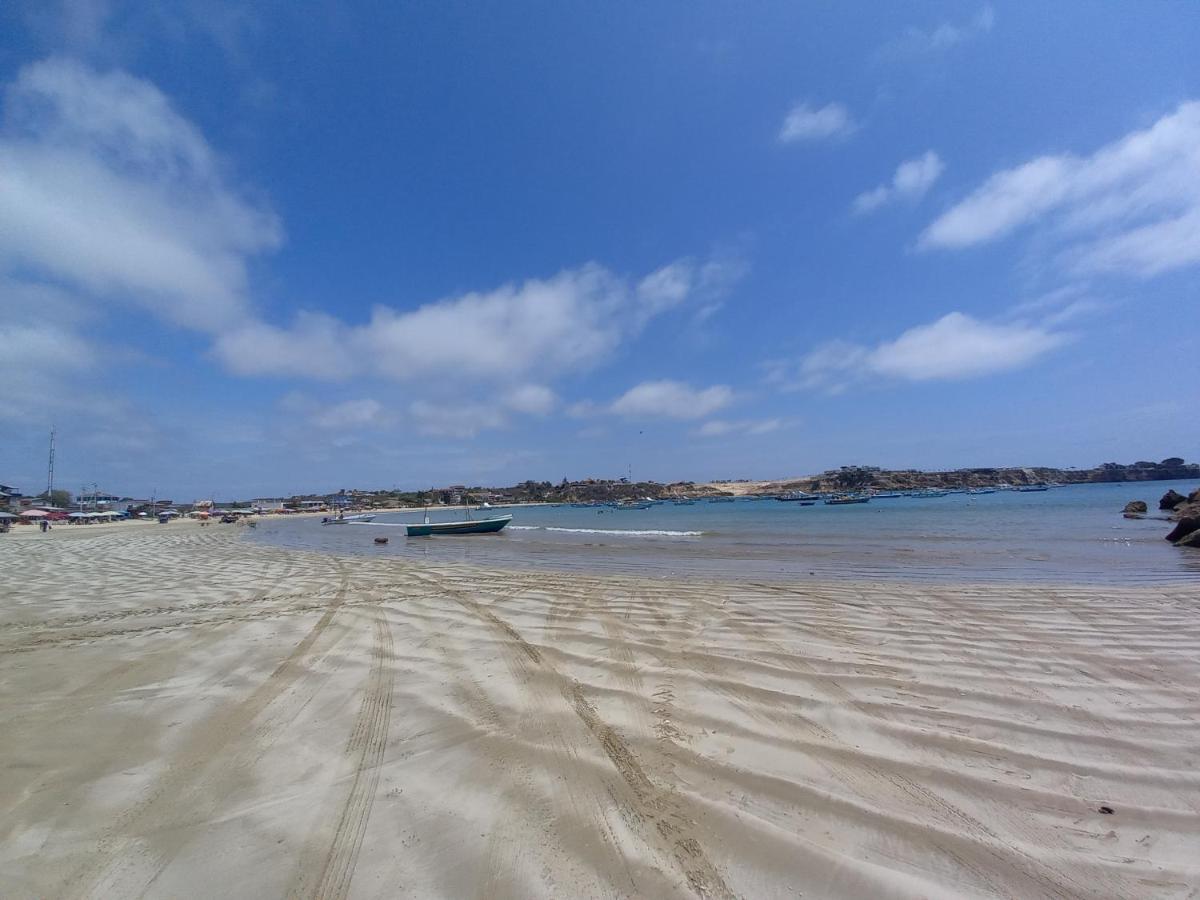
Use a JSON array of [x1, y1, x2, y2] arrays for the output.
[[20, 510, 48, 518], [0, 511, 16, 520], [68, 512, 89, 518]]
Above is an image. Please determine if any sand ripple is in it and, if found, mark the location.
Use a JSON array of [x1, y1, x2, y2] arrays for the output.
[[1, 524, 1198, 898]]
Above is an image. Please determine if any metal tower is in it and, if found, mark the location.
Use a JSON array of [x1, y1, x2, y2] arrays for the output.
[[46, 426, 56, 499]]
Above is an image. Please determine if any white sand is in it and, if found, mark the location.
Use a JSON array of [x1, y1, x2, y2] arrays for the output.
[[1, 524, 1198, 898]]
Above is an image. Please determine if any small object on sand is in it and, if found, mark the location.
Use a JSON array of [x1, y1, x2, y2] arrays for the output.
[[1099, 805, 1114, 815], [374, 536, 388, 545]]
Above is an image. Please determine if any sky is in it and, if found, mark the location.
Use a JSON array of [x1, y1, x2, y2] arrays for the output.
[[1, 1, 1198, 499]]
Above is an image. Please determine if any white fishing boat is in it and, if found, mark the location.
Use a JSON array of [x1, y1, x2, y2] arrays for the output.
[[321, 512, 377, 525]]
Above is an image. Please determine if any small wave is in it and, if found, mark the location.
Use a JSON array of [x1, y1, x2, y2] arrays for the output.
[[509, 525, 704, 537]]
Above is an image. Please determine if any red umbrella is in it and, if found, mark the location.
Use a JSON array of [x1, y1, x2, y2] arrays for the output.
[[20, 510, 49, 518]]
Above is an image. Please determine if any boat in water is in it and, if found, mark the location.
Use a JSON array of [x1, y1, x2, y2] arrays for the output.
[[872, 492, 904, 499], [405, 514, 512, 536], [321, 512, 377, 525], [1018, 483, 1049, 492], [708, 497, 736, 503], [611, 500, 653, 510], [825, 494, 870, 505], [967, 488, 997, 495], [776, 491, 818, 502]]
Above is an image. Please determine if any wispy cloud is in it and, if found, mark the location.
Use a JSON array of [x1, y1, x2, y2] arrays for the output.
[[409, 400, 506, 438], [608, 380, 734, 420], [919, 102, 1200, 278], [778, 102, 856, 144], [770, 312, 1068, 394], [882, 6, 995, 57], [0, 57, 280, 333], [695, 418, 783, 438], [213, 258, 734, 386], [853, 151, 944, 214]]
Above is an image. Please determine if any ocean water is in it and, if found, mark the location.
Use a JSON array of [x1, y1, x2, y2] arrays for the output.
[[247, 480, 1200, 584]]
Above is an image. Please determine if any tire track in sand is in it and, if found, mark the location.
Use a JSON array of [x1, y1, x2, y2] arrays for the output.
[[64, 558, 353, 900], [309, 605, 395, 900], [409, 568, 735, 900]]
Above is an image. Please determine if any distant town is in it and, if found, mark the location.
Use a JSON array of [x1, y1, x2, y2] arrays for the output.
[[3, 457, 1196, 521]]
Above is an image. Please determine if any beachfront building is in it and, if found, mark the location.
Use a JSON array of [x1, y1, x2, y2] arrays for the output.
[[1, 484, 20, 512]]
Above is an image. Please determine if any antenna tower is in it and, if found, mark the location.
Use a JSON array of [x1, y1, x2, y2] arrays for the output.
[[46, 427, 56, 499]]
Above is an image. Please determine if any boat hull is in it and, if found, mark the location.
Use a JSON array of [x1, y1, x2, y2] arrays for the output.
[[405, 515, 512, 536]]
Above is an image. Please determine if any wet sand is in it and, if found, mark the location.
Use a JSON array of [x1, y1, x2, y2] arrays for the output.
[[2, 524, 1198, 898]]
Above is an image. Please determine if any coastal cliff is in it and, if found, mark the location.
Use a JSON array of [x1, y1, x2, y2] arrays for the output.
[[704, 458, 1200, 496]]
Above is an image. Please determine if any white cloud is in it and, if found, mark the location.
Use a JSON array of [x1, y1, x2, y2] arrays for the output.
[[310, 398, 384, 430], [214, 258, 739, 386], [696, 418, 782, 438], [503, 384, 557, 416], [609, 380, 733, 420], [884, 6, 995, 56], [778, 102, 856, 143], [778, 313, 1067, 393], [0, 57, 280, 332], [853, 151, 944, 214], [920, 102, 1200, 278], [409, 400, 506, 438]]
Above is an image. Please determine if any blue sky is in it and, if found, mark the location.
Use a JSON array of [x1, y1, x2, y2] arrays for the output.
[[2, 2, 1198, 499]]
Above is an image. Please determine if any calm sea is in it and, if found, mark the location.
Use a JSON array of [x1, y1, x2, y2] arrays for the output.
[[247, 480, 1200, 584]]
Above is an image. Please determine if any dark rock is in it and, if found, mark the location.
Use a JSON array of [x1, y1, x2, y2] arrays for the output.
[[1165, 516, 1200, 543], [1189, 488, 1200, 504], [1122, 500, 1147, 515], [1159, 489, 1186, 510], [1174, 529, 1200, 549]]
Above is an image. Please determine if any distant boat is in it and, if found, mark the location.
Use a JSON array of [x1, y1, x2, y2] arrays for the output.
[[321, 512, 377, 525], [910, 490, 949, 498], [776, 491, 817, 502], [611, 500, 652, 510], [1017, 483, 1049, 492], [672, 499, 696, 506], [967, 488, 996, 495], [872, 492, 904, 499], [405, 515, 512, 536], [708, 497, 736, 503], [825, 494, 870, 505]]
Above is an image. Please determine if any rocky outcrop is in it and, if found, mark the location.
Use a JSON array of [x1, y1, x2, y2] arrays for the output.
[[1159, 489, 1187, 510], [1176, 529, 1200, 548], [1122, 500, 1147, 516], [1166, 517, 1200, 542]]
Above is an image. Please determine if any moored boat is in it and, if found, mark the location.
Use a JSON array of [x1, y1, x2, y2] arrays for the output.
[[405, 515, 512, 536], [825, 494, 870, 505]]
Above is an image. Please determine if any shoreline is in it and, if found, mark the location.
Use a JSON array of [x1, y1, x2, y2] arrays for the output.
[[2, 526, 1198, 897]]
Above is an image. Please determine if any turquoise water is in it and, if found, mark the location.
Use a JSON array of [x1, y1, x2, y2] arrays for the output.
[[248, 480, 1200, 584]]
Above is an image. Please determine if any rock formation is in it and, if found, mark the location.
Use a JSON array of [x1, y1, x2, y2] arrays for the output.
[[1159, 489, 1187, 510], [1122, 500, 1147, 516]]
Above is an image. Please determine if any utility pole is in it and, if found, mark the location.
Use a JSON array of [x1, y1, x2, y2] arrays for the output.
[[46, 426, 56, 501]]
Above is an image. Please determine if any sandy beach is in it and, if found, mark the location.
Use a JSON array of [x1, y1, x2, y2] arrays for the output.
[[2, 524, 1198, 898]]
